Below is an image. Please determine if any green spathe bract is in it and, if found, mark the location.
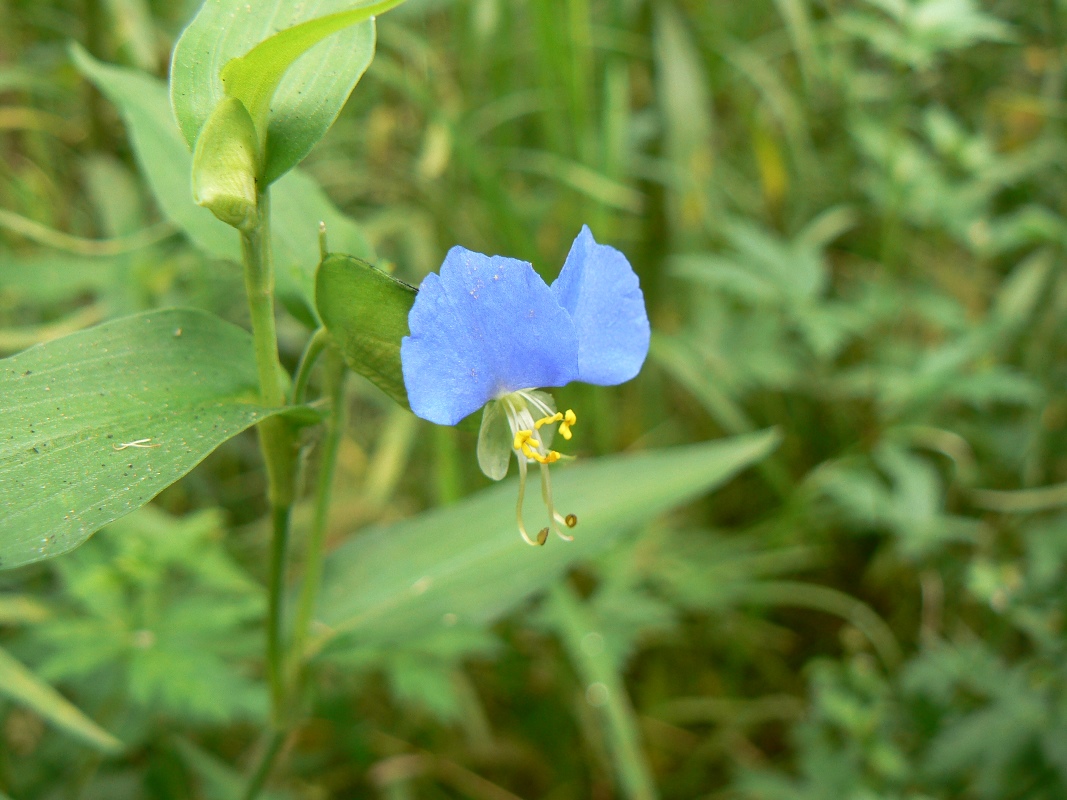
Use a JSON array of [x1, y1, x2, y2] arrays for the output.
[[72, 45, 375, 323], [315, 253, 416, 407], [220, 1, 406, 157], [192, 96, 260, 228], [172, 0, 405, 185]]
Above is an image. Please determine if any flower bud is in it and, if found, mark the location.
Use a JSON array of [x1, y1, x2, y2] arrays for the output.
[[191, 96, 260, 229]]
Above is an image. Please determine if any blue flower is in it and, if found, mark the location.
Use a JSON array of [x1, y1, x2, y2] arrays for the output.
[[401, 226, 650, 546]]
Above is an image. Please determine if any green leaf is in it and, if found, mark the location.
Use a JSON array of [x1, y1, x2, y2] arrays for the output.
[[171, 0, 391, 184], [313, 430, 781, 653], [316, 253, 416, 407], [71, 43, 238, 262], [71, 46, 374, 321], [0, 645, 122, 753], [0, 309, 281, 569], [273, 171, 375, 323]]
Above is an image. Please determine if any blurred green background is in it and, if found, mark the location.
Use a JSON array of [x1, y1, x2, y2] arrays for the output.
[[3, 0, 1067, 798]]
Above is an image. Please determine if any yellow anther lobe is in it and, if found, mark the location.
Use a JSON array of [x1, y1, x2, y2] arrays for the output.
[[535, 412, 562, 430], [513, 427, 560, 463], [559, 409, 577, 440], [529, 448, 561, 465], [514, 429, 533, 451]]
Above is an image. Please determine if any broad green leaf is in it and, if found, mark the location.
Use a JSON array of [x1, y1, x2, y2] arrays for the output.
[[72, 44, 238, 262], [0, 645, 122, 752], [72, 46, 373, 321], [273, 171, 375, 322], [0, 309, 280, 569], [171, 0, 385, 184], [316, 253, 415, 406], [313, 430, 781, 653]]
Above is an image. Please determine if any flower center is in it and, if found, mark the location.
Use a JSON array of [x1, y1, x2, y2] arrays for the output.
[[499, 391, 579, 547]]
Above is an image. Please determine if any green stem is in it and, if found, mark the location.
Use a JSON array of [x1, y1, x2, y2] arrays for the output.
[[240, 188, 285, 411], [266, 503, 292, 723], [238, 186, 297, 780], [290, 349, 347, 673], [241, 730, 286, 800]]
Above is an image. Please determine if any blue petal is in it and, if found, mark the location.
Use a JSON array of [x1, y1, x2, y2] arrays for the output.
[[401, 247, 579, 426], [551, 226, 650, 385]]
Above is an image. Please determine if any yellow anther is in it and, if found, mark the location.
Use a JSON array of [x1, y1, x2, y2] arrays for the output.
[[513, 429, 533, 450], [535, 412, 563, 430], [514, 429, 551, 462], [559, 409, 577, 440], [526, 448, 561, 465]]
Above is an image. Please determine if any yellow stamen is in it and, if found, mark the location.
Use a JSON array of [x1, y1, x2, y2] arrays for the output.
[[559, 409, 577, 440], [513, 428, 561, 464], [515, 458, 538, 547], [506, 395, 581, 546], [535, 412, 562, 430], [528, 448, 561, 465], [512, 429, 537, 459]]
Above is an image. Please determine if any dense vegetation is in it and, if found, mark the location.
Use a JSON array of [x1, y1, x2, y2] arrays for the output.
[[2, 0, 1066, 798]]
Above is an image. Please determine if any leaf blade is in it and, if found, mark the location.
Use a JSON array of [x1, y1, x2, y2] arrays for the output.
[[314, 430, 781, 651], [0, 309, 280, 569], [0, 646, 123, 753]]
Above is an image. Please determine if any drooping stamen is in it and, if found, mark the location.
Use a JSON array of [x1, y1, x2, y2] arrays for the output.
[[514, 457, 539, 547], [504, 392, 580, 546], [539, 460, 574, 542]]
